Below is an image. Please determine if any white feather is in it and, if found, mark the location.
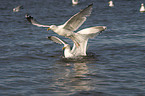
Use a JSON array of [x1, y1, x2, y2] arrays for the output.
[[48, 26, 106, 58]]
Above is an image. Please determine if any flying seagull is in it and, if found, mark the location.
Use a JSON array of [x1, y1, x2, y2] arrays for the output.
[[48, 26, 106, 58], [25, 4, 93, 47], [13, 5, 23, 12]]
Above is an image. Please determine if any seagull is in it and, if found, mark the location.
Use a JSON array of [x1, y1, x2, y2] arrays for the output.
[[109, 1, 114, 7], [72, 0, 78, 5], [25, 4, 93, 47], [13, 5, 23, 12], [140, 3, 145, 12], [48, 26, 107, 58]]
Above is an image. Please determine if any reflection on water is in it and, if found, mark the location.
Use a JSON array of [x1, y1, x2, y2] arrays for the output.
[[73, 63, 89, 78], [51, 62, 94, 95]]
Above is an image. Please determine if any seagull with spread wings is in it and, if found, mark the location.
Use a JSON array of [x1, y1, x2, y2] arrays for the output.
[[25, 4, 93, 47], [48, 26, 106, 58]]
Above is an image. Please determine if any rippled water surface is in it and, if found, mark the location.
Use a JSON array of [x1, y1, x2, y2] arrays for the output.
[[0, 0, 145, 96]]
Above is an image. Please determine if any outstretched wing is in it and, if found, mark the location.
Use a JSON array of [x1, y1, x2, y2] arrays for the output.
[[63, 4, 93, 31], [25, 14, 50, 27], [17, 5, 23, 9], [48, 36, 67, 45], [77, 26, 107, 38]]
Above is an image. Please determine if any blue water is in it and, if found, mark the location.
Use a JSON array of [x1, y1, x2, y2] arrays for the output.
[[0, 0, 145, 96]]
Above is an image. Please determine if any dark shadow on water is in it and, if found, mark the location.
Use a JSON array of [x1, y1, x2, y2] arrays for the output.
[[58, 52, 100, 63]]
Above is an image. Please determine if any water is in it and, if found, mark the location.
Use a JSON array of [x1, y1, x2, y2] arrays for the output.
[[0, 0, 145, 96]]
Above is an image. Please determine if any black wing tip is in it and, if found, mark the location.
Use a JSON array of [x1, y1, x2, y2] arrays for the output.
[[47, 36, 56, 40], [89, 3, 93, 7], [47, 36, 52, 40], [20, 5, 24, 9], [25, 14, 33, 19], [25, 14, 34, 23]]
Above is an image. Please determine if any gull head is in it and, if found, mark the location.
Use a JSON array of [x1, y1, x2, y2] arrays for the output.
[[47, 25, 57, 31], [141, 3, 144, 6], [96, 26, 107, 31], [109, 1, 113, 4], [102, 26, 107, 30], [13, 8, 18, 12]]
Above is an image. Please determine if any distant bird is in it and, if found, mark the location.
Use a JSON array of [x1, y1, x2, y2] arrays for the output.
[[26, 4, 93, 47], [72, 0, 78, 5], [109, 1, 114, 7], [48, 26, 107, 58], [140, 3, 145, 12], [13, 5, 23, 12]]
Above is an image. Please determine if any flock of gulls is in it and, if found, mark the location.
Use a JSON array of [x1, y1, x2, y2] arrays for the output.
[[13, 1, 145, 58]]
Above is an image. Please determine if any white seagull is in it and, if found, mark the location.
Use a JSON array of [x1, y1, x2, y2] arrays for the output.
[[13, 5, 23, 12], [140, 3, 145, 12], [48, 26, 107, 58], [72, 0, 78, 5], [25, 4, 93, 47], [109, 1, 114, 7]]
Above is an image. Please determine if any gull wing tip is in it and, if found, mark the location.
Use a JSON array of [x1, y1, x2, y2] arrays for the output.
[[88, 3, 93, 7]]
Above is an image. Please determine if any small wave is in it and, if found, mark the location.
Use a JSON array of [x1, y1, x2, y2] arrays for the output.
[[70, 90, 114, 96]]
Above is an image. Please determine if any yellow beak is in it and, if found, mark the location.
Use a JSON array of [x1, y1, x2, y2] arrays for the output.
[[62, 46, 66, 50], [47, 28, 51, 31]]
